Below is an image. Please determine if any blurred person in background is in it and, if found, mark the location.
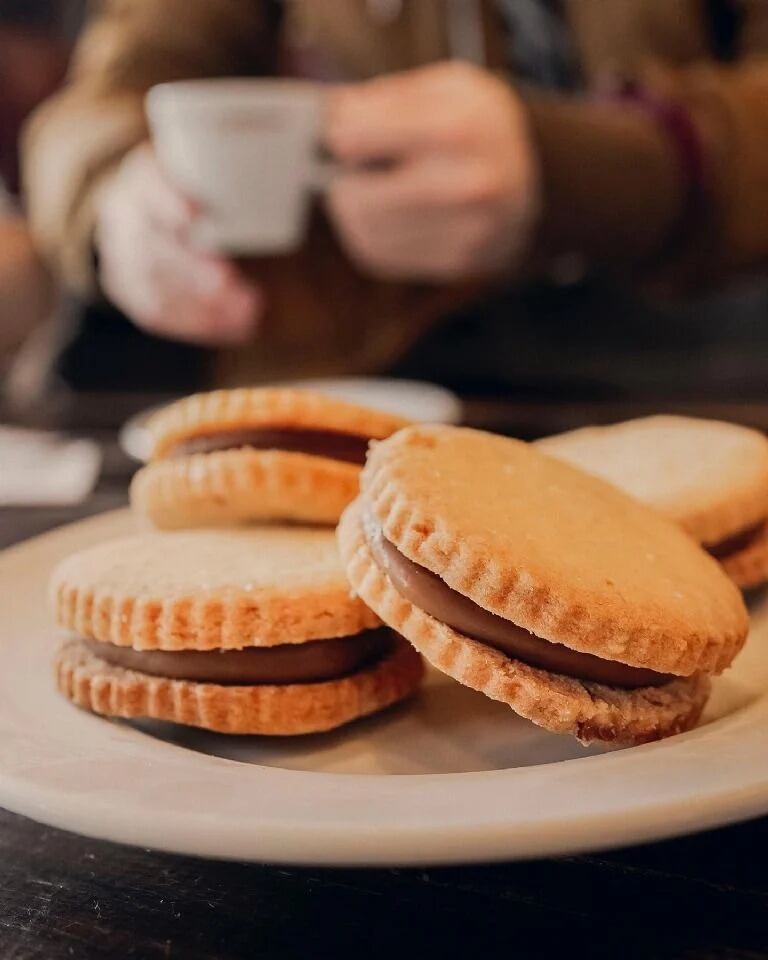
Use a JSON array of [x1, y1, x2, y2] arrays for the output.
[[21, 1, 768, 397], [0, 2, 72, 370]]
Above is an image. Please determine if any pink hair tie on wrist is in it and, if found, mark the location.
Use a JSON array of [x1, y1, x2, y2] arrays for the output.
[[606, 80, 709, 258]]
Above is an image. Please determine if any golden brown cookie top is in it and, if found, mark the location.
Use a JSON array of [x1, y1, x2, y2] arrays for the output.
[[360, 425, 747, 675], [50, 528, 380, 650], [538, 415, 768, 545], [148, 388, 411, 459]]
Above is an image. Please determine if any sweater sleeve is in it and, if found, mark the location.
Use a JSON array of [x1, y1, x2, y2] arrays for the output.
[[524, 59, 768, 288]]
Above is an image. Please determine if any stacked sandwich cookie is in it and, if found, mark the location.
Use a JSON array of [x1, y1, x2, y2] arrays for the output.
[[51, 528, 422, 734], [131, 388, 410, 528], [54, 389, 423, 735], [54, 392, 753, 749], [539, 416, 768, 589], [338, 425, 748, 745]]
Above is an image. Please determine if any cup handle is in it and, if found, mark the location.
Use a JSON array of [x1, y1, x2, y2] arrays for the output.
[[310, 150, 394, 192], [311, 151, 340, 192]]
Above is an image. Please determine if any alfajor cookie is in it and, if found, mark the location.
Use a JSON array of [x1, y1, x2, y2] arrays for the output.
[[338, 425, 748, 745], [539, 416, 768, 589], [130, 388, 410, 529], [51, 527, 422, 735]]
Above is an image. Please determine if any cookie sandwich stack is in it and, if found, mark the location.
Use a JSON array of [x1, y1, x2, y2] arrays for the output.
[[52, 528, 421, 734], [131, 387, 410, 527], [52, 388, 421, 735], [52, 394, 752, 749]]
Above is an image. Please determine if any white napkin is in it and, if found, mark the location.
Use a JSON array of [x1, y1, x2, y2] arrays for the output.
[[0, 426, 101, 506]]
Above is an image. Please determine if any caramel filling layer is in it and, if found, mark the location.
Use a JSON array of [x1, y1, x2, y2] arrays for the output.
[[84, 629, 393, 686], [707, 521, 766, 560], [364, 514, 672, 689], [169, 428, 370, 465]]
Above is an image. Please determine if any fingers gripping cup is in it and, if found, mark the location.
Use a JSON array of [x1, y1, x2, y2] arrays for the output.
[[146, 79, 333, 255]]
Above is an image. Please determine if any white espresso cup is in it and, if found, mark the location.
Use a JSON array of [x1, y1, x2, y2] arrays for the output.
[[146, 79, 331, 255]]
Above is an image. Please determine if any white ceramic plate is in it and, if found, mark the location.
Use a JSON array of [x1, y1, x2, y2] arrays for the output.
[[119, 378, 463, 462], [2, 509, 768, 866]]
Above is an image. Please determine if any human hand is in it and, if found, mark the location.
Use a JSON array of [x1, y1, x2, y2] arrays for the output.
[[97, 144, 263, 345], [325, 62, 540, 282]]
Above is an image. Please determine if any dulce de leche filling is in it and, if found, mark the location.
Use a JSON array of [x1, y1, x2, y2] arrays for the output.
[[707, 521, 766, 560], [85, 628, 393, 686], [169, 428, 370, 465], [364, 514, 672, 689]]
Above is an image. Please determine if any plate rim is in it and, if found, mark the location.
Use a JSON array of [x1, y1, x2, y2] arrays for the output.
[[2, 510, 767, 866]]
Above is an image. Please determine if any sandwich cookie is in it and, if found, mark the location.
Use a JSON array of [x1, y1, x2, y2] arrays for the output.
[[52, 528, 422, 734], [338, 425, 748, 744], [539, 416, 768, 589], [130, 388, 410, 528]]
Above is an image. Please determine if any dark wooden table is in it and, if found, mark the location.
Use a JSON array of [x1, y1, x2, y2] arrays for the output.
[[2, 393, 768, 960]]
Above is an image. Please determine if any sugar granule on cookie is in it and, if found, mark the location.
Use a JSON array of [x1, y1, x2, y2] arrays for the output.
[[338, 425, 748, 745]]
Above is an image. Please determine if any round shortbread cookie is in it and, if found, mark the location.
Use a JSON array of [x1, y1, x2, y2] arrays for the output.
[[56, 635, 423, 735], [130, 449, 360, 529], [538, 416, 768, 545], [134, 388, 410, 528], [148, 387, 411, 459], [50, 528, 380, 651], [720, 523, 768, 590], [361, 425, 747, 677], [338, 503, 709, 744]]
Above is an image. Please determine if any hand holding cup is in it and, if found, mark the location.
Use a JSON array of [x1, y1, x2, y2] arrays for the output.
[[97, 143, 262, 346]]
